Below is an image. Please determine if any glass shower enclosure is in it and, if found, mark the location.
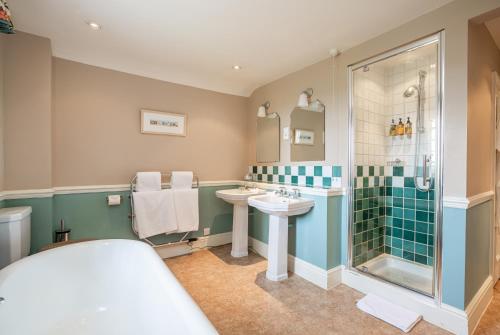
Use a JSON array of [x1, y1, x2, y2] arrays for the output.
[[348, 32, 443, 297]]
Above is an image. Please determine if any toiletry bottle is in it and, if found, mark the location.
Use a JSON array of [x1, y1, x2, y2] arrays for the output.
[[396, 118, 405, 135], [389, 119, 396, 136], [405, 117, 412, 135]]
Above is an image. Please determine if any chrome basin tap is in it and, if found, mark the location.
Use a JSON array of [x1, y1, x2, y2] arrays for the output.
[[274, 187, 288, 197]]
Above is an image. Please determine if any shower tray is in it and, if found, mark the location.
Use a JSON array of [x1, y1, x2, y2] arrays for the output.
[[358, 254, 433, 295]]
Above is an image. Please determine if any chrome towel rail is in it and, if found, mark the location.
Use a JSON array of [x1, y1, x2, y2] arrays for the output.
[[129, 172, 199, 248]]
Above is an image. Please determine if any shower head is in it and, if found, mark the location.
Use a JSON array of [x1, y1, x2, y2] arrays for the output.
[[403, 85, 419, 98]]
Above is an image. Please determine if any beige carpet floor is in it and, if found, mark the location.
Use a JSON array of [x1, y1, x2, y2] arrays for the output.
[[165, 245, 451, 335]]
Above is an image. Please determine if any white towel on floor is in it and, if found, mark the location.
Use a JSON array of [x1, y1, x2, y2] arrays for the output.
[[132, 190, 177, 238], [136, 172, 162, 192], [173, 188, 199, 233], [171, 171, 193, 189], [356, 293, 422, 333]]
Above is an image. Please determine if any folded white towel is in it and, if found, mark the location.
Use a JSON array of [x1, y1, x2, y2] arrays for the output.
[[136, 172, 162, 192], [171, 171, 193, 189], [132, 190, 177, 238], [356, 294, 422, 333], [173, 188, 199, 233]]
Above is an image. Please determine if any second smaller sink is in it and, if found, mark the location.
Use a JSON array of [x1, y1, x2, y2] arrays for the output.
[[247, 193, 315, 217], [216, 187, 266, 258], [216, 188, 265, 205]]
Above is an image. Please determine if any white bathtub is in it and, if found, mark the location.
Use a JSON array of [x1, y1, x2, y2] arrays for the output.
[[0, 239, 218, 335]]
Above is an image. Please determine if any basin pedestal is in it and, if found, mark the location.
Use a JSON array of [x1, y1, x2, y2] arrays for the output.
[[247, 192, 314, 282], [266, 215, 289, 281], [231, 204, 249, 257], [215, 188, 266, 259]]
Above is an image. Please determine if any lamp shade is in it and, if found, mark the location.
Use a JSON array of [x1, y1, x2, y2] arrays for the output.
[[0, 1, 14, 34], [257, 105, 266, 118], [297, 92, 309, 108]]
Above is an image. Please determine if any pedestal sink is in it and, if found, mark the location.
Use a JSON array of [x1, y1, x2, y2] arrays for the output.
[[216, 188, 266, 257], [248, 193, 314, 281]]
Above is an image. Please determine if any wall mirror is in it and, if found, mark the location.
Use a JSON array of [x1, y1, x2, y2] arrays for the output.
[[290, 100, 325, 161], [256, 102, 280, 163]]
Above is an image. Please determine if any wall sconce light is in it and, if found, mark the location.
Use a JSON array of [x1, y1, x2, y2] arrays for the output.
[[257, 101, 272, 118], [309, 99, 326, 113], [297, 88, 313, 108], [297, 88, 325, 112]]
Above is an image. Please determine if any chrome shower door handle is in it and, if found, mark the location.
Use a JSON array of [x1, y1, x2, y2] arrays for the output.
[[422, 154, 430, 188]]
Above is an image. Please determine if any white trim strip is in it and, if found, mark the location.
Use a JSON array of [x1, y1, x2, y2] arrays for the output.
[[468, 191, 494, 208], [443, 190, 494, 209], [0, 180, 344, 199], [0, 180, 244, 199], [1, 188, 56, 199]]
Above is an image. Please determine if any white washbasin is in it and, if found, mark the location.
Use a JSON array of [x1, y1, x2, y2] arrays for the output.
[[248, 191, 315, 281], [216, 187, 266, 205], [215, 187, 266, 258], [248, 193, 315, 217]]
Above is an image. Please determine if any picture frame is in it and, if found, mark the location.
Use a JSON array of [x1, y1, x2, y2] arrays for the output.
[[293, 128, 315, 145], [140, 109, 186, 136]]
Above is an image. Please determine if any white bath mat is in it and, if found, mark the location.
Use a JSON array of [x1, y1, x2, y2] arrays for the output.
[[356, 293, 422, 333]]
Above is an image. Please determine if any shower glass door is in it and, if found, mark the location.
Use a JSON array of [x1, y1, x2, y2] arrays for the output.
[[348, 33, 442, 297]]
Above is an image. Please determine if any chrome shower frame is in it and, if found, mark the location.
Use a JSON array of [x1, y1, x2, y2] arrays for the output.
[[347, 31, 444, 302]]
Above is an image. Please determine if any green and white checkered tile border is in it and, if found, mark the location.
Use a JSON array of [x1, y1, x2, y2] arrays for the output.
[[249, 165, 342, 188]]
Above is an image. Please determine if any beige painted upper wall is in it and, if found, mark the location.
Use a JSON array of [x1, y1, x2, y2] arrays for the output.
[[52, 58, 248, 187], [467, 22, 499, 196], [4, 31, 52, 190], [332, 0, 500, 197], [248, 0, 500, 197], [248, 58, 333, 165]]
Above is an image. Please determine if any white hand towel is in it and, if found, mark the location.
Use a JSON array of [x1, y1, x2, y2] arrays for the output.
[[173, 188, 199, 233], [356, 293, 422, 333], [171, 171, 193, 189], [136, 172, 162, 192], [132, 190, 177, 238]]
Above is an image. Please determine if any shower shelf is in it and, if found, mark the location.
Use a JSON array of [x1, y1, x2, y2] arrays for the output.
[[388, 133, 412, 138], [387, 159, 405, 166]]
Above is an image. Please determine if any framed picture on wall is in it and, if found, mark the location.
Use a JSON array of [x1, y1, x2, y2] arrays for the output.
[[140, 109, 186, 136], [293, 129, 315, 145]]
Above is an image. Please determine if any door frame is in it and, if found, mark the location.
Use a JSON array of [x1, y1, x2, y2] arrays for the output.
[[492, 71, 500, 282]]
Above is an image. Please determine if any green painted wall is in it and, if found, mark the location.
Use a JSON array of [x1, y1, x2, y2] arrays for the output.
[[438, 201, 493, 310], [327, 196, 343, 269], [5, 185, 237, 254], [249, 193, 344, 270], [441, 206, 467, 309], [465, 200, 493, 307]]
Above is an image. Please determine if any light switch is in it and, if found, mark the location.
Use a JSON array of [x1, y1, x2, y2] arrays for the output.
[[283, 127, 289, 140]]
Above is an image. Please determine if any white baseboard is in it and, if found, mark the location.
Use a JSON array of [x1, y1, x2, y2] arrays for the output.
[[342, 268, 497, 335], [342, 269, 468, 334], [248, 237, 342, 290], [154, 231, 233, 259], [465, 275, 494, 334]]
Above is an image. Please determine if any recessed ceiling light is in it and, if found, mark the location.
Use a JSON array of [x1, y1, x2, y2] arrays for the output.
[[232, 65, 241, 70], [87, 21, 101, 30]]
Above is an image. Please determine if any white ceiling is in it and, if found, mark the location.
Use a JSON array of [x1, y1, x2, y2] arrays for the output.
[[10, 0, 453, 96]]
